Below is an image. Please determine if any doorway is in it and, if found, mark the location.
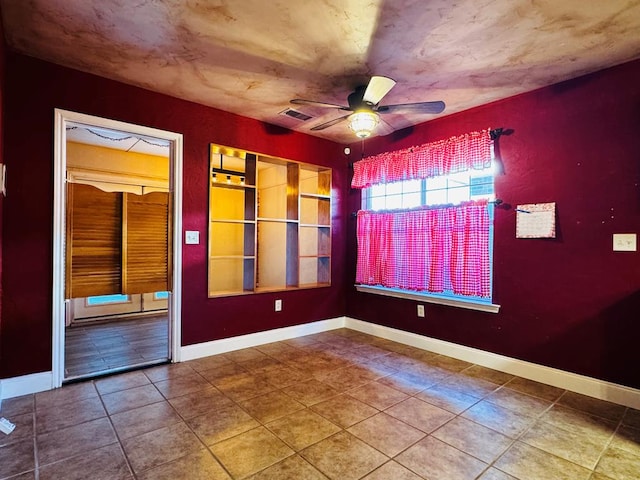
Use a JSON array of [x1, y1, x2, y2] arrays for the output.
[[53, 109, 183, 387]]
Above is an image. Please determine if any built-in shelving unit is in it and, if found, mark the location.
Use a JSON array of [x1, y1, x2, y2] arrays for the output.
[[208, 144, 331, 297]]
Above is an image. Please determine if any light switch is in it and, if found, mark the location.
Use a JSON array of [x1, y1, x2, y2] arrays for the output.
[[185, 230, 200, 245], [613, 233, 637, 252]]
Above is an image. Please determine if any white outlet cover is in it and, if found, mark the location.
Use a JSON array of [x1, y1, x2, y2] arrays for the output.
[[613, 233, 637, 252], [185, 230, 200, 245]]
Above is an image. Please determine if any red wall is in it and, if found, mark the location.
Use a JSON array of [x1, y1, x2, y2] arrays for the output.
[[346, 59, 640, 389], [0, 53, 347, 378]]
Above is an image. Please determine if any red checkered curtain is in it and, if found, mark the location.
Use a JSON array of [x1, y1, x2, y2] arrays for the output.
[[351, 129, 492, 188], [356, 200, 491, 297]]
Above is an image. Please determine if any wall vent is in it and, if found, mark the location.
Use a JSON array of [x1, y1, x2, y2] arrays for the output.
[[278, 108, 313, 121]]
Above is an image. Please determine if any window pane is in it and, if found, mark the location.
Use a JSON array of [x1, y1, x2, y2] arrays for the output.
[[86, 294, 129, 306], [426, 189, 447, 206], [402, 192, 421, 209]]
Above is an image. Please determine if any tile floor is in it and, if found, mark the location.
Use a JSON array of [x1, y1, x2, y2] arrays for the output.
[[65, 314, 169, 379], [1, 328, 639, 479]]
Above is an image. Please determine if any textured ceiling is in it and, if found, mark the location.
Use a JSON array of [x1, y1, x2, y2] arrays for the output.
[[2, 0, 640, 144]]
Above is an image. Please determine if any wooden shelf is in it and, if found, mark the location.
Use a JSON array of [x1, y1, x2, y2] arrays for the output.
[[208, 144, 331, 297]]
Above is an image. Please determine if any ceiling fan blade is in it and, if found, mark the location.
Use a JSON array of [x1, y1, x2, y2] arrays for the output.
[[290, 99, 350, 110], [377, 101, 445, 114], [363, 76, 396, 105], [310, 114, 350, 131]]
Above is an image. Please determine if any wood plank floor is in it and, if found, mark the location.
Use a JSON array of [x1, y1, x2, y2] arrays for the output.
[[65, 314, 169, 380]]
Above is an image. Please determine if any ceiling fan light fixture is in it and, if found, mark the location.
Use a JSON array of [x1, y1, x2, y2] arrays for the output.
[[348, 111, 379, 139]]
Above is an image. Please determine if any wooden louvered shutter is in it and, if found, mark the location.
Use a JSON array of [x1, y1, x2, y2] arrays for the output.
[[66, 183, 122, 298], [123, 192, 170, 294]]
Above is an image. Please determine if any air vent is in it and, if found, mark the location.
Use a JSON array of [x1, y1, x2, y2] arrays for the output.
[[278, 108, 313, 121]]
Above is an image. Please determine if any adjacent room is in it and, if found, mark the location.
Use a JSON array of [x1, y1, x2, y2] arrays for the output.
[[0, 1, 639, 479]]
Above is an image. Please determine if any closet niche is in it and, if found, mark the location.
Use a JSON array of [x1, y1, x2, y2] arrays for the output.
[[208, 144, 331, 297]]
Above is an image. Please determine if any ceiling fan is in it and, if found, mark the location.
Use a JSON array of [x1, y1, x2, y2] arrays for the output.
[[290, 76, 445, 138]]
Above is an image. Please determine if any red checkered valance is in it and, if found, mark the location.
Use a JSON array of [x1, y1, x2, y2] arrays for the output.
[[351, 129, 493, 188], [356, 200, 491, 297]]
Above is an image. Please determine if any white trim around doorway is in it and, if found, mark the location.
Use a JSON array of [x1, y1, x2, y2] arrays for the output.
[[52, 109, 183, 388]]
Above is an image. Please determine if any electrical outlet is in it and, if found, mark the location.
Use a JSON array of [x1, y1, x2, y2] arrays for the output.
[[417, 304, 425, 317], [275, 299, 282, 312]]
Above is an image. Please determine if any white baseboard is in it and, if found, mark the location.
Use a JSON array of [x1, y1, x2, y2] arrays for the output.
[[345, 317, 640, 410], [3, 317, 639, 410], [0, 372, 53, 400], [180, 317, 347, 361]]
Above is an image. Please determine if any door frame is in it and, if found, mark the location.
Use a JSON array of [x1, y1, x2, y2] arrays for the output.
[[52, 108, 184, 387]]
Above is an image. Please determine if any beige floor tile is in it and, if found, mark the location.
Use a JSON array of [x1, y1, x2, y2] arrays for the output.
[[595, 445, 640, 480], [110, 401, 182, 439], [416, 383, 480, 414], [121, 422, 204, 474], [239, 390, 305, 424], [485, 387, 552, 417], [101, 384, 164, 415], [311, 394, 379, 428], [386, 397, 454, 433], [254, 341, 299, 357], [347, 412, 425, 456], [216, 372, 277, 402], [494, 442, 592, 480], [362, 460, 423, 479], [461, 365, 515, 385], [36, 396, 106, 434], [224, 347, 269, 363], [540, 405, 617, 441], [477, 468, 519, 479], [259, 365, 311, 389], [315, 365, 379, 391], [36, 417, 117, 466], [248, 454, 327, 479], [267, 409, 341, 451], [143, 363, 196, 382], [154, 371, 212, 399], [621, 408, 640, 428], [0, 438, 35, 479], [437, 373, 500, 399], [504, 377, 565, 402], [95, 370, 150, 395], [38, 443, 131, 480], [521, 419, 610, 469], [136, 449, 231, 480], [199, 362, 248, 384], [0, 394, 34, 417], [557, 392, 627, 422], [432, 416, 513, 463], [301, 431, 388, 480], [35, 382, 98, 410], [610, 425, 640, 457], [348, 380, 409, 410], [167, 385, 233, 420], [282, 379, 339, 406], [0, 412, 33, 447], [239, 355, 283, 373], [377, 370, 440, 395], [187, 402, 260, 445], [426, 355, 473, 372], [184, 354, 232, 373], [396, 436, 487, 480], [461, 400, 536, 438], [210, 426, 294, 479]]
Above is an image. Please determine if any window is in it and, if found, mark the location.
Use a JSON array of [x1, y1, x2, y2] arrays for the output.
[[352, 129, 499, 312], [86, 294, 130, 306]]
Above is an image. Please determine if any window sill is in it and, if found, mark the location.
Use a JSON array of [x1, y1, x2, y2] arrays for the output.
[[355, 285, 500, 313]]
